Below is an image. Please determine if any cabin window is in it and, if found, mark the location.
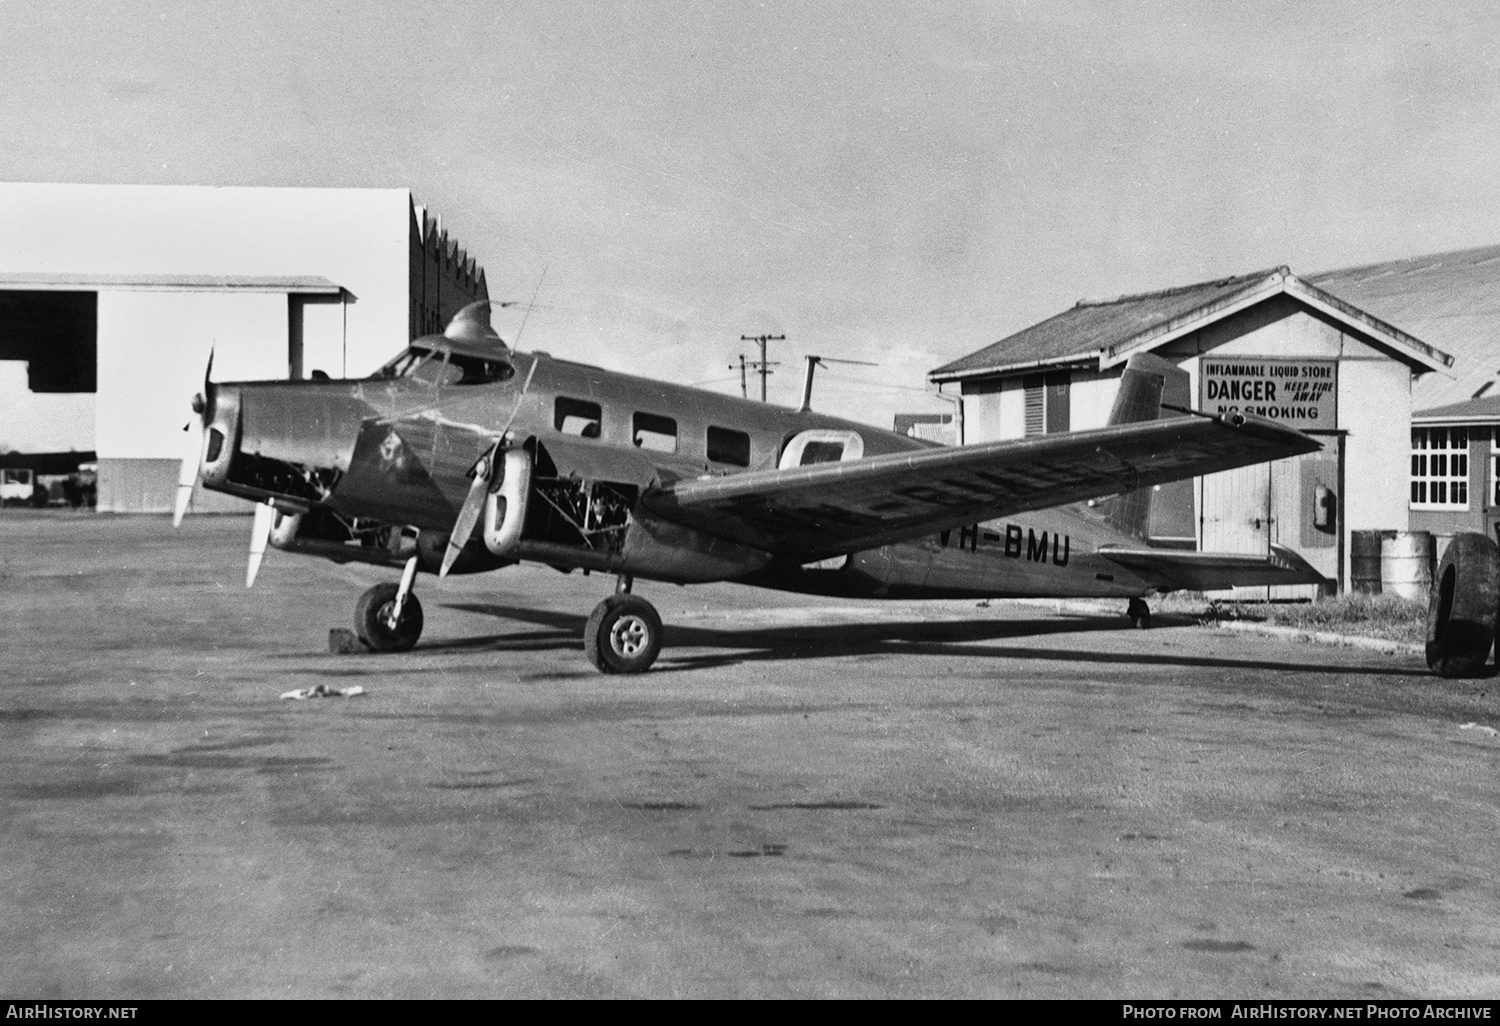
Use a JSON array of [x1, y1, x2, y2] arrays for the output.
[[632, 412, 678, 453], [555, 397, 603, 439], [707, 426, 751, 467], [1411, 427, 1468, 509], [800, 441, 844, 465]]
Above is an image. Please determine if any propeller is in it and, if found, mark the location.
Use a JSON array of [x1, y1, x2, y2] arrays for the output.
[[438, 355, 540, 579], [246, 500, 275, 588], [439, 441, 500, 578], [172, 348, 215, 528]]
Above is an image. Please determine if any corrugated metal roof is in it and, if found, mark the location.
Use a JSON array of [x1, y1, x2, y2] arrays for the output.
[[930, 270, 1283, 379], [0, 272, 343, 293], [929, 266, 1448, 382], [1413, 394, 1500, 423], [1307, 244, 1500, 411]]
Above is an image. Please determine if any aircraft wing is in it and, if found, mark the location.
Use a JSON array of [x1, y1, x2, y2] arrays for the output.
[[1097, 543, 1330, 592], [642, 414, 1322, 558]]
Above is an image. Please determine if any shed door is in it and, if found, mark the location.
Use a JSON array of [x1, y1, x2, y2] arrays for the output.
[[1201, 464, 1272, 599], [1200, 436, 1342, 600], [1270, 437, 1341, 600]]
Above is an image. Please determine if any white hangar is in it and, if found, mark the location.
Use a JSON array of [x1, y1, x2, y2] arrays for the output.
[[0, 183, 488, 512]]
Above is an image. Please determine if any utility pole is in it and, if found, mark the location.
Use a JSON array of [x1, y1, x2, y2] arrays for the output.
[[735, 354, 749, 398], [740, 334, 784, 402]]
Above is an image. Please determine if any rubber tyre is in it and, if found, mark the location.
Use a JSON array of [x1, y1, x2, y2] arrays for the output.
[[584, 594, 663, 674], [1425, 532, 1499, 679], [355, 582, 424, 653]]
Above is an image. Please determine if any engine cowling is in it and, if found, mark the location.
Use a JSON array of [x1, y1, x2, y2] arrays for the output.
[[481, 447, 532, 558]]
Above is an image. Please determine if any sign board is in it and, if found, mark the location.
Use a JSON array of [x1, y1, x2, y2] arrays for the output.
[[1199, 358, 1336, 430]]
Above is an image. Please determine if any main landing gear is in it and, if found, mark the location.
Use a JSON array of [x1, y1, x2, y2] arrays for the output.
[[349, 562, 664, 673], [584, 575, 663, 674], [1127, 597, 1152, 630]]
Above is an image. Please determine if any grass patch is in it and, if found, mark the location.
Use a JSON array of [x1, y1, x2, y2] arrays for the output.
[[1157, 592, 1428, 645]]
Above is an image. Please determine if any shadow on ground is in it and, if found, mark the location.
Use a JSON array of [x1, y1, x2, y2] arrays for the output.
[[435, 601, 1423, 678]]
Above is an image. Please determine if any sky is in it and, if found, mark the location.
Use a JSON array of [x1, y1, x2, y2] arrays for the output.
[[4, 0, 1500, 445]]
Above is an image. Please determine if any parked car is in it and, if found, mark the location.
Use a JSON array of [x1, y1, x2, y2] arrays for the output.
[[1, 467, 44, 507]]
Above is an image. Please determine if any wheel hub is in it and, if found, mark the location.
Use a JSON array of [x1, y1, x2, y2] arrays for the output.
[[609, 614, 650, 657]]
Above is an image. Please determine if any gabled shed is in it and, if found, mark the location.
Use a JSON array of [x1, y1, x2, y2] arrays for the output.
[[930, 267, 1452, 596]]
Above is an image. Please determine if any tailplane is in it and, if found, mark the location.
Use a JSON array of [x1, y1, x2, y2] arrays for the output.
[[1095, 353, 1191, 540]]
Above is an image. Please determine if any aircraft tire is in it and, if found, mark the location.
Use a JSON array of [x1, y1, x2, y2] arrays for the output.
[[355, 582, 424, 653], [1425, 532, 1499, 679], [584, 594, 663, 674], [1127, 598, 1151, 630]]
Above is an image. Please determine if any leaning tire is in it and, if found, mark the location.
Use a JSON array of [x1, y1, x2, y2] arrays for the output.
[[1426, 532, 1499, 678], [584, 594, 663, 674], [355, 582, 424, 653]]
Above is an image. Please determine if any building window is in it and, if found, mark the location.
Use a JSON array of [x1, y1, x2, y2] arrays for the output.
[[1491, 428, 1500, 506], [1411, 427, 1468, 509], [1022, 371, 1070, 437]]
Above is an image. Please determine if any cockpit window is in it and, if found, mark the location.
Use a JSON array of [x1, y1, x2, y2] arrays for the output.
[[448, 353, 515, 385], [377, 346, 436, 379], [375, 346, 514, 385]]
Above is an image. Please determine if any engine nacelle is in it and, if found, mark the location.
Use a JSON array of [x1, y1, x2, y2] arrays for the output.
[[269, 511, 302, 550], [481, 447, 533, 558], [618, 510, 771, 583]]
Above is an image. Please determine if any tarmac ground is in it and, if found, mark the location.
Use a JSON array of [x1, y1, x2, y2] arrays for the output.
[[2, 512, 1497, 999]]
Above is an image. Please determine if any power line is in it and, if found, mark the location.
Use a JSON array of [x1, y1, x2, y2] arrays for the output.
[[818, 365, 946, 395]]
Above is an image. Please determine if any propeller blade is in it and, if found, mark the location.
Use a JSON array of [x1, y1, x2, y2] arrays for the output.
[[440, 356, 539, 578], [247, 501, 275, 588], [172, 420, 203, 528], [440, 441, 500, 578], [173, 347, 216, 529]]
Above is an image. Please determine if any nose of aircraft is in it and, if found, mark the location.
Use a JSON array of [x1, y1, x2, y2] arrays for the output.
[[173, 352, 219, 527], [173, 369, 369, 523]]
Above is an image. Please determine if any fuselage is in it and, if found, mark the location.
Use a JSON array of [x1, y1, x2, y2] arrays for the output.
[[195, 337, 1163, 601]]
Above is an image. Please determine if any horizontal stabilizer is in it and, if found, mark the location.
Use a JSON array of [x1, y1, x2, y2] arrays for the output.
[[1097, 543, 1329, 592]]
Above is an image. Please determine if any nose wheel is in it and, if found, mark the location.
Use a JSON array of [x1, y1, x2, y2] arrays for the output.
[[355, 561, 425, 652], [1127, 598, 1152, 630], [584, 593, 663, 674]]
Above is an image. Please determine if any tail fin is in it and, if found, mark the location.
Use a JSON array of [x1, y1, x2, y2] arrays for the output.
[[1096, 353, 1191, 540]]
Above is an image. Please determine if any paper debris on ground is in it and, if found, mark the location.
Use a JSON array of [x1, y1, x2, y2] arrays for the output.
[[280, 683, 367, 701]]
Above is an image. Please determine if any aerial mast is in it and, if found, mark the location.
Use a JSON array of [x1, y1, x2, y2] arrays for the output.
[[798, 355, 878, 412]]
